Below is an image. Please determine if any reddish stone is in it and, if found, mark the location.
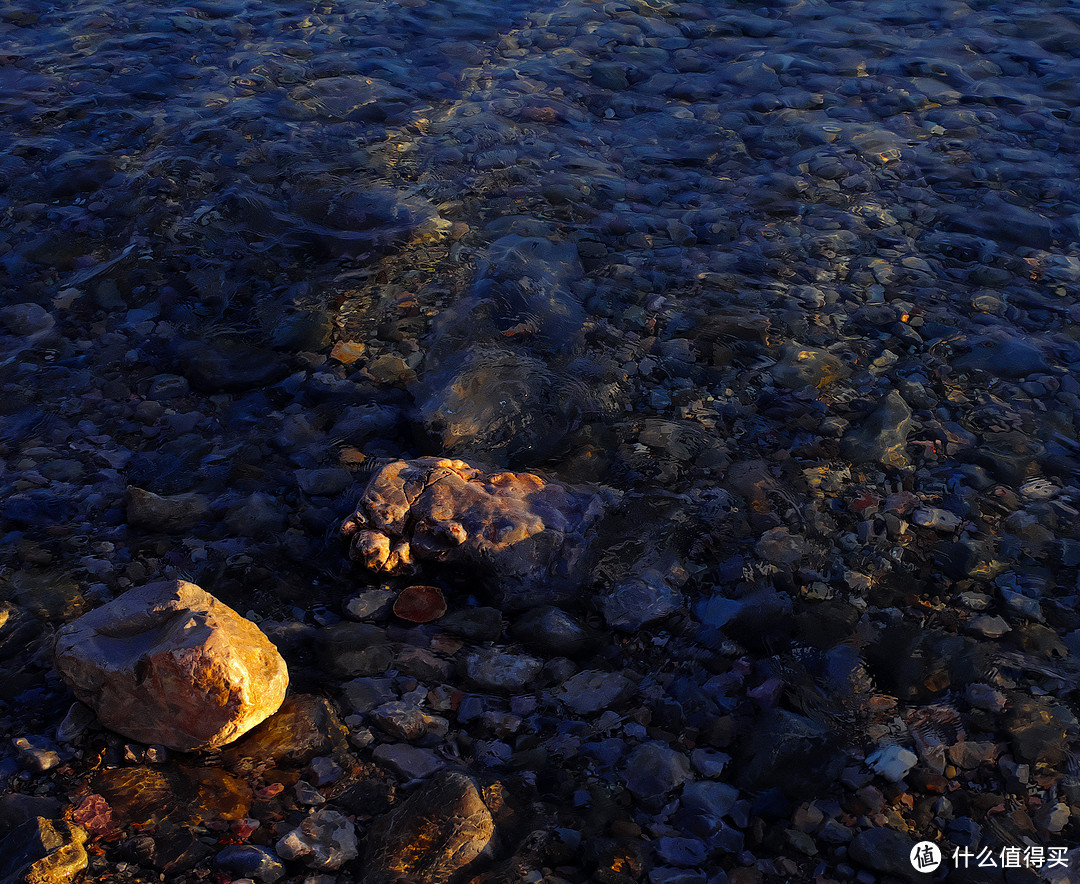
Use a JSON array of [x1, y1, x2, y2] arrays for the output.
[[393, 585, 447, 623]]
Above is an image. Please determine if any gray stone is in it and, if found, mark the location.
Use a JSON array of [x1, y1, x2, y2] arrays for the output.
[[622, 742, 691, 800], [754, 527, 809, 566], [275, 809, 357, 871], [512, 606, 593, 658], [341, 677, 395, 715], [1, 303, 54, 337], [372, 743, 445, 780], [946, 741, 1000, 769], [680, 781, 739, 818], [296, 468, 351, 497], [369, 701, 446, 741], [848, 827, 919, 881], [554, 670, 632, 715], [12, 736, 60, 773], [125, 487, 210, 533], [308, 757, 343, 787], [463, 649, 542, 692], [601, 571, 684, 632], [342, 590, 395, 621], [315, 622, 393, 677], [842, 391, 913, 469]]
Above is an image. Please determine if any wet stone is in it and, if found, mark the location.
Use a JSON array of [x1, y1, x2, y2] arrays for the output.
[[463, 649, 543, 692], [511, 605, 593, 657], [847, 827, 919, 882], [392, 585, 447, 623], [842, 391, 913, 469], [622, 742, 692, 802], [125, 487, 211, 533], [371, 743, 445, 781], [315, 622, 394, 677], [554, 670, 632, 715], [601, 571, 684, 632], [0, 818, 88, 884], [221, 694, 350, 768], [343, 589, 396, 621], [275, 808, 358, 871], [215, 845, 286, 883], [364, 772, 493, 884]]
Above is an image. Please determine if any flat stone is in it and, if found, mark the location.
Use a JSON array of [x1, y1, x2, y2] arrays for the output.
[[392, 585, 447, 623], [372, 744, 445, 781], [622, 742, 691, 801], [54, 581, 288, 751], [463, 649, 542, 693], [601, 570, 684, 632], [554, 670, 632, 715], [125, 487, 210, 533], [365, 772, 493, 884]]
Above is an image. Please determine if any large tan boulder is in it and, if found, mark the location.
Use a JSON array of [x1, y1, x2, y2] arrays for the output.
[[54, 581, 288, 751]]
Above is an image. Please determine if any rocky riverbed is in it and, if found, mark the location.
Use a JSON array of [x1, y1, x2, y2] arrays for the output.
[[3, 0, 1080, 880]]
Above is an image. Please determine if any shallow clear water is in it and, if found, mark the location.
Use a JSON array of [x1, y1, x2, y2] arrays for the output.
[[4, 0, 1080, 876]]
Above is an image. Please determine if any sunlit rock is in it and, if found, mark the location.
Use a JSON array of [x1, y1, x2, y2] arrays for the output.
[[364, 772, 493, 884], [54, 581, 288, 751], [341, 457, 615, 610]]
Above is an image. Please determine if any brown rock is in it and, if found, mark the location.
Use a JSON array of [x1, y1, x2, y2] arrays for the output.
[[340, 457, 614, 610], [221, 694, 351, 769], [393, 585, 447, 623], [54, 581, 288, 751], [125, 487, 210, 533], [365, 772, 494, 883]]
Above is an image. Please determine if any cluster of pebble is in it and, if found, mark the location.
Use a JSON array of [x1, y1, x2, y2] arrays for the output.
[[2, 0, 1080, 880]]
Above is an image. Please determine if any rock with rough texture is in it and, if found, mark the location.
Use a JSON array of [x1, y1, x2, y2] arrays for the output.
[[126, 487, 211, 533], [275, 808, 358, 871], [841, 391, 913, 468], [462, 649, 543, 692], [848, 826, 919, 882], [365, 772, 493, 884], [622, 742, 692, 801], [601, 571, 684, 632], [54, 581, 289, 751], [0, 817, 88, 884], [340, 457, 614, 610], [555, 670, 633, 715]]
